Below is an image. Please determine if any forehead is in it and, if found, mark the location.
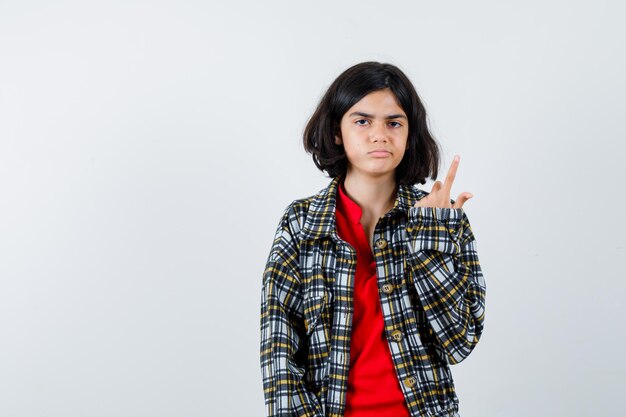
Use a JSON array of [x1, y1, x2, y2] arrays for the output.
[[346, 89, 405, 115]]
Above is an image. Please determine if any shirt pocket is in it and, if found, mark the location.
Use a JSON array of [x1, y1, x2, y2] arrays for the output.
[[303, 286, 332, 336], [302, 285, 333, 398]]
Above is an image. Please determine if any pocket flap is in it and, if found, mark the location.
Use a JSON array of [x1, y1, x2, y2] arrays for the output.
[[303, 288, 331, 336]]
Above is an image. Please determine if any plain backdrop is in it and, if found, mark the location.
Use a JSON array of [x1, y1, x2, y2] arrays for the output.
[[1, 1, 625, 416]]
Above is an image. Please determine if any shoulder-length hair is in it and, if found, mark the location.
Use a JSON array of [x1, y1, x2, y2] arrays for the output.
[[303, 61, 441, 186]]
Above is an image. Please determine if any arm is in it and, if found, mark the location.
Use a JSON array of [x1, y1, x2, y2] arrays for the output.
[[406, 204, 487, 365], [259, 206, 323, 417]]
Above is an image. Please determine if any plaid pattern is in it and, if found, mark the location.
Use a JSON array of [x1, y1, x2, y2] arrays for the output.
[[260, 175, 487, 417]]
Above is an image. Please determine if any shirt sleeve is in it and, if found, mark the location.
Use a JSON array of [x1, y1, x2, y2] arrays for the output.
[[259, 206, 324, 417], [405, 204, 487, 365]]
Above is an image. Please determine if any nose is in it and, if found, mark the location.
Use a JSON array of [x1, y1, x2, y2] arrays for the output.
[[370, 122, 388, 142]]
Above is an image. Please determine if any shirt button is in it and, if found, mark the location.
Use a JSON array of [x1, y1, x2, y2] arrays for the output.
[[403, 376, 417, 388], [375, 238, 387, 249], [448, 227, 456, 234], [390, 329, 403, 342], [381, 283, 395, 294], [406, 225, 414, 233]]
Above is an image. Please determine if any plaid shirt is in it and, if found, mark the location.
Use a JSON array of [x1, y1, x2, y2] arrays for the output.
[[259, 175, 487, 417]]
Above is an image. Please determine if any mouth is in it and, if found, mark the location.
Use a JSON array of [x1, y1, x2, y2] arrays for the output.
[[369, 150, 391, 157]]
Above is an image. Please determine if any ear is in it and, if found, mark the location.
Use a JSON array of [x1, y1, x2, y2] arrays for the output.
[[335, 135, 342, 145]]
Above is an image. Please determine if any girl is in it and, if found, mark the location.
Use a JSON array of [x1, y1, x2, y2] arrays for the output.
[[260, 61, 486, 417]]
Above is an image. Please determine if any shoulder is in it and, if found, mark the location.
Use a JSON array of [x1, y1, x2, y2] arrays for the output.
[[266, 194, 316, 267], [278, 181, 330, 235], [276, 197, 311, 234]]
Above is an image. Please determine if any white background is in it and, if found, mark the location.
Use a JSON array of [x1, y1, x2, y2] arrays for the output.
[[1, 1, 625, 416]]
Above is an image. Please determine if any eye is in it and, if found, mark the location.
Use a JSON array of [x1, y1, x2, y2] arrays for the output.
[[355, 119, 369, 126], [389, 121, 402, 128]]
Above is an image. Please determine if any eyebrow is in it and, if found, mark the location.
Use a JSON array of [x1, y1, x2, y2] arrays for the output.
[[348, 111, 407, 120]]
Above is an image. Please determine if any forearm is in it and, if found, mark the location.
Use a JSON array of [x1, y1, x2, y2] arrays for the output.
[[405, 206, 487, 365]]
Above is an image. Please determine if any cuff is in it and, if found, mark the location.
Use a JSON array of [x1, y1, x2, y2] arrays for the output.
[[408, 206, 464, 228], [406, 206, 465, 256]]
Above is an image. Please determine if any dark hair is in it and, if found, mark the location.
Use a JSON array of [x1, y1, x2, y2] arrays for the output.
[[303, 61, 441, 186]]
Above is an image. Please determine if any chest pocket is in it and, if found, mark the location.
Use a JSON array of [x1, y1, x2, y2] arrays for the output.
[[303, 286, 332, 336]]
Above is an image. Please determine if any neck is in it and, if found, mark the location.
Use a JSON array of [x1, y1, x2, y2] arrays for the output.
[[341, 169, 397, 217]]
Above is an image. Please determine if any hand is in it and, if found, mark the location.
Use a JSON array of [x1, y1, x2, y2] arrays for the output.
[[413, 154, 473, 209]]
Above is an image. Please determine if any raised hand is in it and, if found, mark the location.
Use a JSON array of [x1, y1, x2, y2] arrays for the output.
[[413, 154, 473, 209]]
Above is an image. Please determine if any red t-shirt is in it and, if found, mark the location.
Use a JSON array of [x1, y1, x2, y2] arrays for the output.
[[335, 179, 411, 417]]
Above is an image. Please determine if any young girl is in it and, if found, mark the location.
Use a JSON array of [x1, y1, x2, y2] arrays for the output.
[[260, 61, 486, 417]]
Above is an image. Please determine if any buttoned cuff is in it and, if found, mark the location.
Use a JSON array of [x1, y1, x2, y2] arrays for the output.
[[406, 207, 464, 256], [408, 206, 464, 228]]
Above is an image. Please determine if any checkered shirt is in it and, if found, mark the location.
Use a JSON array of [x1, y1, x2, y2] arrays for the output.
[[260, 175, 487, 417]]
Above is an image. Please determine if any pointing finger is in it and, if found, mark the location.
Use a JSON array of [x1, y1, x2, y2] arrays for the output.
[[443, 155, 460, 195]]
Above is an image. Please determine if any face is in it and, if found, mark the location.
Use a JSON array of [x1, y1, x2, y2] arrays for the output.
[[335, 88, 409, 180]]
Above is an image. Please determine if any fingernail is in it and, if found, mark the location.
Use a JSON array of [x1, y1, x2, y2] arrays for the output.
[[454, 155, 459, 162]]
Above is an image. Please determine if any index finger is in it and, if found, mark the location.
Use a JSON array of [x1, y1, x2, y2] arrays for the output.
[[442, 154, 460, 194]]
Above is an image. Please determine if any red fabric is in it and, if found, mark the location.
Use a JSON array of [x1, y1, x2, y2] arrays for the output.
[[335, 179, 411, 417]]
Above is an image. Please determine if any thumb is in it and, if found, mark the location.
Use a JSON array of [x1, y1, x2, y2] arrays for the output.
[[453, 192, 473, 209]]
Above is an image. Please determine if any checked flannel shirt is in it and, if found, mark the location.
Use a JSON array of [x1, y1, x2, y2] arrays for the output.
[[259, 174, 487, 417]]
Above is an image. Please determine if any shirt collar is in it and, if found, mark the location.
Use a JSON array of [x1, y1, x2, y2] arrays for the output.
[[301, 174, 425, 242]]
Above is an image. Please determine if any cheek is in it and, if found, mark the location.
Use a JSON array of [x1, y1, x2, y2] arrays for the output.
[[343, 144, 365, 164], [344, 145, 358, 160], [392, 142, 407, 161], [345, 141, 366, 155]]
